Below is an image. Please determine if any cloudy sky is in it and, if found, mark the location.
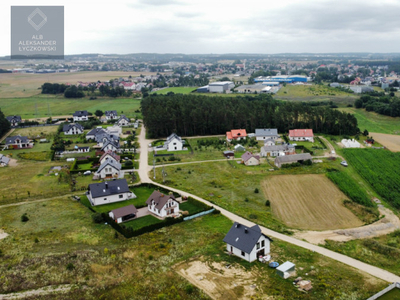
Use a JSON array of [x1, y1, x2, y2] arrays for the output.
[[1, 0, 400, 56]]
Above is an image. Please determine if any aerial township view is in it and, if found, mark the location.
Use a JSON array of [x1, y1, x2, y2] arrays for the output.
[[1, 1, 400, 300]]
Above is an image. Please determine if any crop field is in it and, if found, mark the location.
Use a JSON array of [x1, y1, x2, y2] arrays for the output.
[[343, 149, 400, 209], [339, 107, 400, 135], [0, 199, 387, 299], [370, 132, 400, 152], [152, 87, 198, 94], [0, 96, 142, 120], [261, 174, 362, 230], [0, 71, 157, 98]]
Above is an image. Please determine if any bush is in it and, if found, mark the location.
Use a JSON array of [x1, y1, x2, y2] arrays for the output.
[[254, 188, 259, 193], [92, 213, 104, 223], [66, 263, 75, 270], [21, 213, 29, 222], [265, 200, 271, 207], [0, 249, 3, 257], [124, 160, 133, 167], [185, 284, 194, 294], [34, 237, 39, 243]]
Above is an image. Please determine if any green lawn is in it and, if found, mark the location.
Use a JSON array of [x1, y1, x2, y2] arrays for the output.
[[1, 141, 52, 155], [180, 201, 206, 215], [151, 87, 197, 95], [339, 107, 400, 135], [0, 96, 142, 119], [123, 215, 163, 230]]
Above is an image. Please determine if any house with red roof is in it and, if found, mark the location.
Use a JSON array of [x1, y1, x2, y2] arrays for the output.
[[226, 129, 247, 142], [288, 129, 314, 142]]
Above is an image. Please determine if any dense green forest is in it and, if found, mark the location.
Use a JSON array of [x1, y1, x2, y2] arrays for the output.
[[141, 94, 359, 138], [355, 94, 400, 117], [0, 109, 11, 138], [343, 149, 400, 209]]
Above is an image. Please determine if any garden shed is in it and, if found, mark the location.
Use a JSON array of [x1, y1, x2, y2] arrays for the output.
[[276, 261, 295, 279]]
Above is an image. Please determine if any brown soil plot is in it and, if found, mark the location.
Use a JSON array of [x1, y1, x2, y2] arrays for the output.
[[370, 132, 400, 152]]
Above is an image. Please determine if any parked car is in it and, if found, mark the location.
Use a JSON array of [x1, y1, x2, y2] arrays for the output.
[[340, 161, 348, 167], [83, 170, 92, 175]]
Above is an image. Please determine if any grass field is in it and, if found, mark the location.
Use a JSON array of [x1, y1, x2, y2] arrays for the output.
[[370, 132, 400, 152], [261, 174, 362, 230], [152, 87, 197, 94], [0, 198, 388, 299], [0, 71, 157, 98], [0, 96, 141, 120], [339, 107, 400, 135]]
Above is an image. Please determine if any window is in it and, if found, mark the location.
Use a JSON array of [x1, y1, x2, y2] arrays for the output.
[[256, 242, 260, 250], [119, 195, 123, 199], [241, 251, 245, 257], [104, 198, 107, 201], [261, 240, 265, 247]]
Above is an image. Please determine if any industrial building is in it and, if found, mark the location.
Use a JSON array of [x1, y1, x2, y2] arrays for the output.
[[236, 84, 280, 94], [349, 86, 374, 94], [196, 81, 235, 93], [254, 75, 308, 83]]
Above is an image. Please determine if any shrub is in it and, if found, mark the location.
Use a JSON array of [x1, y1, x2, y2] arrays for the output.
[[185, 284, 194, 294], [124, 160, 133, 167], [66, 263, 75, 271], [21, 213, 29, 222], [254, 188, 259, 193], [34, 237, 39, 243], [265, 200, 271, 207], [249, 214, 258, 219], [91, 213, 104, 223], [244, 198, 249, 202], [0, 249, 3, 257]]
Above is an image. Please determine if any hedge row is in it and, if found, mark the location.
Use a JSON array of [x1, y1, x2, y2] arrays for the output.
[[295, 145, 314, 155]]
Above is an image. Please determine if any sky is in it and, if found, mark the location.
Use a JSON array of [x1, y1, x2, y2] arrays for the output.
[[1, 0, 400, 56]]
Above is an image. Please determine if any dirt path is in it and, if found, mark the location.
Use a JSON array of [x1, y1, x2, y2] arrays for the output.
[[154, 158, 241, 168], [0, 284, 73, 299], [294, 206, 400, 245], [0, 193, 78, 210], [318, 136, 344, 160]]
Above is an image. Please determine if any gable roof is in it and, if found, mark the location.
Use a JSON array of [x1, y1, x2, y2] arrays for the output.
[[275, 153, 312, 163], [111, 204, 138, 219], [88, 179, 130, 198], [227, 129, 247, 140], [97, 159, 121, 173], [87, 127, 107, 137], [255, 128, 278, 137], [288, 129, 314, 138], [117, 115, 130, 123], [5, 135, 29, 145], [6, 115, 21, 122], [105, 110, 118, 116], [166, 133, 182, 143], [63, 123, 84, 132], [101, 140, 120, 151], [241, 151, 260, 162], [262, 144, 295, 152], [0, 154, 10, 165], [73, 110, 88, 117], [100, 150, 120, 162], [223, 222, 272, 253], [145, 190, 176, 210]]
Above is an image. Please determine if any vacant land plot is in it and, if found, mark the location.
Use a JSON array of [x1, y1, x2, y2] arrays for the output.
[[12, 126, 58, 137], [0, 96, 141, 120], [339, 108, 400, 135], [370, 132, 400, 152], [261, 174, 362, 230], [152, 87, 197, 94]]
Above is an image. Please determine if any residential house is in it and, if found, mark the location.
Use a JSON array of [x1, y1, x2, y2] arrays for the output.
[[109, 205, 138, 223], [164, 133, 183, 151], [223, 222, 272, 263], [260, 144, 295, 157], [223, 150, 234, 158], [106, 125, 122, 136], [226, 129, 247, 142], [241, 151, 260, 166], [73, 110, 88, 121], [95, 159, 121, 179], [86, 127, 107, 140], [264, 139, 276, 146], [145, 190, 180, 218], [5, 135, 33, 149], [100, 150, 121, 164], [105, 110, 118, 120], [0, 154, 10, 166], [6, 115, 22, 127], [274, 153, 312, 168], [119, 82, 136, 90], [288, 129, 314, 142], [63, 123, 84, 135], [101, 140, 120, 152], [341, 139, 361, 148], [117, 115, 130, 126], [86, 179, 136, 206], [234, 144, 245, 152], [255, 128, 279, 141]]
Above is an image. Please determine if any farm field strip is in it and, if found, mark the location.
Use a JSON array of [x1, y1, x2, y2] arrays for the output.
[[370, 132, 400, 152]]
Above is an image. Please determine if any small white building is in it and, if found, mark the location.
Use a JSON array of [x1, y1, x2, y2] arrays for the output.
[[73, 110, 88, 121], [63, 123, 84, 135], [223, 222, 272, 263], [341, 139, 361, 148], [87, 179, 136, 206], [164, 133, 183, 151], [117, 115, 130, 126], [145, 190, 180, 218], [234, 144, 246, 152], [105, 110, 118, 120], [276, 261, 296, 279], [109, 205, 138, 223], [95, 159, 121, 179], [0, 154, 10, 166]]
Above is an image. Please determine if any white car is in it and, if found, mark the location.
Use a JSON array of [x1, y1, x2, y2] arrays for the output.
[[83, 171, 92, 175], [340, 161, 348, 167]]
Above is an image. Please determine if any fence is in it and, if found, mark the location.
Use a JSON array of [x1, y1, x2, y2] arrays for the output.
[[183, 208, 215, 221]]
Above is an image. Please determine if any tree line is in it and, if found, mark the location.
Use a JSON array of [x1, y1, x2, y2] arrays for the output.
[[141, 94, 359, 138], [0, 109, 11, 139], [355, 94, 400, 117], [41, 82, 133, 98]]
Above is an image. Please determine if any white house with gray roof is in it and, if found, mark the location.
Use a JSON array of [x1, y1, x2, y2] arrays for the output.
[[105, 110, 118, 120], [63, 123, 84, 135], [117, 115, 130, 126], [260, 144, 295, 157], [145, 190, 180, 218], [86, 127, 107, 140], [223, 222, 272, 262], [5, 135, 33, 149], [73, 110, 88, 121], [95, 159, 121, 179], [6, 115, 22, 127], [255, 128, 279, 141], [164, 133, 183, 151], [87, 179, 136, 206]]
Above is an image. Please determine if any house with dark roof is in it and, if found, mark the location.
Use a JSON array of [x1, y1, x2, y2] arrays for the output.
[[86, 179, 136, 206], [105, 110, 118, 120], [255, 128, 279, 141], [63, 123, 84, 135], [86, 127, 107, 140], [288, 129, 314, 142], [274, 153, 312, 168], [223, 222, 272, 262], [241, 151, 260, 166], [264, 139, 275, 146], [145, 190, 180, 218], [226, 129, 247, 142], [95, 159, 121, 179], [6, 115, 22, 127], [101, 140, 120, 152], [116, 115, 130, 126], [164, 133, 183, 151], [73, 110, 88, 121], [100, 150, 120, 164], [109, 204, 138, 223], [223, 150, 234, 158], [260, 144, 295, 157], [5, 135, 33, 149]]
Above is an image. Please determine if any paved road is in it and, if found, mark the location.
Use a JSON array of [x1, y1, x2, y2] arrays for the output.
[[137, 124, 400, 283]]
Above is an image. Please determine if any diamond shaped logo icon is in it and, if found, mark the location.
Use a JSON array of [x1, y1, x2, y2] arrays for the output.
[[27, 8, 47, 31]]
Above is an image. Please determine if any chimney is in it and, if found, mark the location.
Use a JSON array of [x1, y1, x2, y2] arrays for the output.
[[105, 182, 108, 189], [244, 228, 248, 233]]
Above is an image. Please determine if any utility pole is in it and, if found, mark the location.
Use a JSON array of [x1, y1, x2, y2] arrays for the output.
[[153, 158, 156, 179]]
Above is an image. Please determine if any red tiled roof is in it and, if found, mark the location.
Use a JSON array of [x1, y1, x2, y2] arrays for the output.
[[289, 129, 314, 138], [227, 129, 247, 140]]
